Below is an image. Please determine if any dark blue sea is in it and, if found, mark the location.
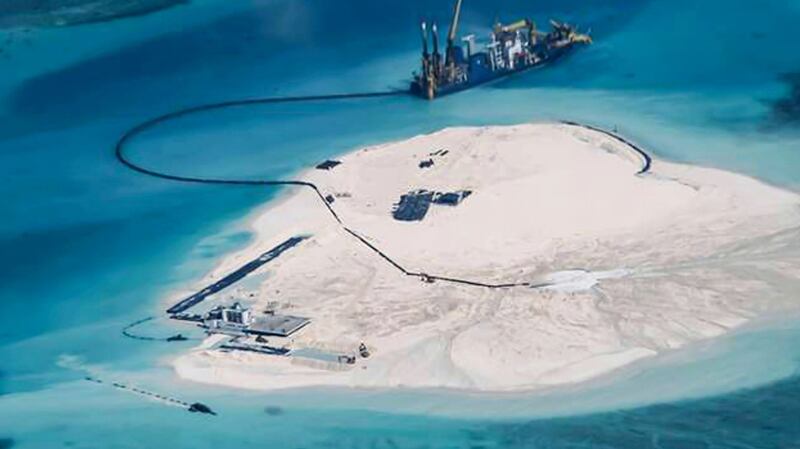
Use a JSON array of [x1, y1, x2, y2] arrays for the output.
[[1, 0, 799, 447]]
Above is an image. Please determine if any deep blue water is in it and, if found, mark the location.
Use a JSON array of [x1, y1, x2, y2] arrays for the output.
[[1, 0, 799, 447]]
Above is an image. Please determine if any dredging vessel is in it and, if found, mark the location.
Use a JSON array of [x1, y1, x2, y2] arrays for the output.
[[411, 0, 592, 100]]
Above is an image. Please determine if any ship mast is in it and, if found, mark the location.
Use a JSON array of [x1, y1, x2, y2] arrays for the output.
[[444, 0, 463, 77], [420, 21, 429, 59], [431, 22, 440, 67], [420, 21, 430, 80]]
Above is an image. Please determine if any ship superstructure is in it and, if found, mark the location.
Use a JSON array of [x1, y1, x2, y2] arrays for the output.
[[411, 0, 591, 99]]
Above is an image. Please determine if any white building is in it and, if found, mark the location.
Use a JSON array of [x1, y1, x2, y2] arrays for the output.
[[205, 303, 252, 334]]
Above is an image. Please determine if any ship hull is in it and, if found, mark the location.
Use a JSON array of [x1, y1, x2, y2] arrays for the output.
[[411, 43, 575, 100]]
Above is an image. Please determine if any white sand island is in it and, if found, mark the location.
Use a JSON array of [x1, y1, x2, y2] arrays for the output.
[[173, 122, 800, 392]]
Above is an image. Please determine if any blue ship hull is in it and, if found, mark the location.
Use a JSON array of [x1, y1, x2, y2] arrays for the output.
[[411, 44, 574, 99]]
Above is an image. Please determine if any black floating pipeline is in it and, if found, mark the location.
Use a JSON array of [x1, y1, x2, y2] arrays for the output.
[[84, 376, 216, 416], [114, 91, 647, 292], [122, 317, 160, 341], [122, 316, 199, 342], [114, 93, 406, 222], [560, 121, 652, 175]]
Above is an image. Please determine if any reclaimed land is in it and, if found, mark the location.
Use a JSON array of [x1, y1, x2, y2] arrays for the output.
[[169, 123, 800, 392]]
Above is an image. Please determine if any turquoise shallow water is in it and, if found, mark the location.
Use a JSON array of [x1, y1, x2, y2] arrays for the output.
[[1, 0, 800, 447]]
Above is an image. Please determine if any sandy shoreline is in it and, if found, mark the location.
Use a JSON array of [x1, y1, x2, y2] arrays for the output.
[[171, 122, 800, 392]]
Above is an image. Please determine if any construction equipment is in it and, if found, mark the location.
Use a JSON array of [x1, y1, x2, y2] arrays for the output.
[[411, 0, 592, 100]]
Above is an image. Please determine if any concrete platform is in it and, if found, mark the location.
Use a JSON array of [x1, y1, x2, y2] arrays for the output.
[[247, 314, 310, 337]]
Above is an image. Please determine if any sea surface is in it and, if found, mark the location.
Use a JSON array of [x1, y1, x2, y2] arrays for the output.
[[1, 0, 799, 447]]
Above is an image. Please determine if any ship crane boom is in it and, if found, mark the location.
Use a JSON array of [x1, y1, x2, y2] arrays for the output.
[[445, 0, 463, 68]]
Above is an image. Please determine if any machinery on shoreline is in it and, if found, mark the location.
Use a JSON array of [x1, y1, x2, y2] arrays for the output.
[[411, 0, 592, 100]]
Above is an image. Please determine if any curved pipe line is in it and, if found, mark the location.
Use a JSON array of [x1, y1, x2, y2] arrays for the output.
[[560, 120, 652, 174], [114, 90, 537, 289], [114, 93, 650, 293]]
